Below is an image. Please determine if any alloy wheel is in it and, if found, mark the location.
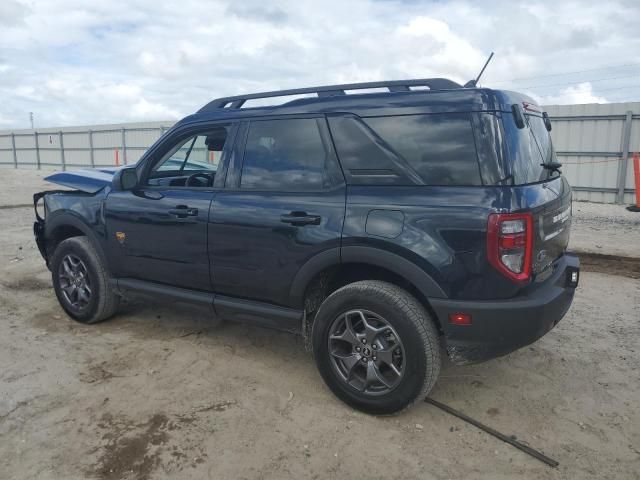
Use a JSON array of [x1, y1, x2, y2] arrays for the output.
[[58, 253, 92, 310], [327, 309, 405, 396]]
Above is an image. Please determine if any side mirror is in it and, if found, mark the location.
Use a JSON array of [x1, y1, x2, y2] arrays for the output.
[[542, 111, 552, 131], [112, 167, 138, 191]]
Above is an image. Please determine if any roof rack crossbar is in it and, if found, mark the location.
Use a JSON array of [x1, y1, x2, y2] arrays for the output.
[[199, 78, 462, 112]]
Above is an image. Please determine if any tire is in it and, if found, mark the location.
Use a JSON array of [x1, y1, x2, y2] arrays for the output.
[[50, 236, 120, 324], [312, 280, 440, 415]]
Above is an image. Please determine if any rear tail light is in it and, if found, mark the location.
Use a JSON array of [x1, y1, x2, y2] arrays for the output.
[[487, 212, 533, 283]]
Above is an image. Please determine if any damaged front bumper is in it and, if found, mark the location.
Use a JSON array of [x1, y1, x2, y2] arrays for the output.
[[33, 191, 53, 266], [33, 219, 47, 265]]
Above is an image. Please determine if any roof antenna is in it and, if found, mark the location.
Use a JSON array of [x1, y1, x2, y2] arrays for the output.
[[464, 52, 494, 88]]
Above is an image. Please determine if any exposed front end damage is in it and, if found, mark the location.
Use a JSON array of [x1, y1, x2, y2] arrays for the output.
[[33, 187, 105, 268], [33, 190, 64, 266]]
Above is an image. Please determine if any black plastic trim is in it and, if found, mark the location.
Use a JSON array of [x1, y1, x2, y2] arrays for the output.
[[116, 278, 214, 304], [341, 246, 447, 299], [215, 295, 302, 333], [432, 253, 579, 364], [115, 278, 303, 333]]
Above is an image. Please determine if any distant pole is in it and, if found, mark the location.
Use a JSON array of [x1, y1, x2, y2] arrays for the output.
[[29, 112, 34, 129]]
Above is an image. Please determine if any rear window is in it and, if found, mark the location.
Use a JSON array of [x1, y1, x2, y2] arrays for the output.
[[363, 113, 482, 186], [503, 113, 559, 185]]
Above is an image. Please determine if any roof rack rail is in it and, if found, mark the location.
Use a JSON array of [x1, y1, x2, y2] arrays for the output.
[[199, 78, 462, 111]]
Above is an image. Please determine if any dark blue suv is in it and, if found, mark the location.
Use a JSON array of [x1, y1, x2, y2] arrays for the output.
[[33, 78, 579, 414]]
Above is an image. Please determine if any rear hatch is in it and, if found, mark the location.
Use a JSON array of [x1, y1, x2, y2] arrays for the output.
[[531, 178, 571, 275], [502, 101, 571, 278]]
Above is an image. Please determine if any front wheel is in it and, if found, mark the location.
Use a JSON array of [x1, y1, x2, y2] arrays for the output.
[[312, 281, 441, 415], [50, 236, 120, 324]]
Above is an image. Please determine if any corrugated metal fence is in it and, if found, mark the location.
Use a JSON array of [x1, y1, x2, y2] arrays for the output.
[[546, 102, 640, 204], [1, 102, 639, 204], [0, 121, 174, 170]]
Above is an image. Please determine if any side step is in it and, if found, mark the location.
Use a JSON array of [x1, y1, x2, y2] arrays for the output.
[[115, 278, 302, 333]]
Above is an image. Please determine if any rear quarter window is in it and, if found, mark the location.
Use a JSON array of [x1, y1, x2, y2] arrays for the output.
[[363, 113, 482, 186]]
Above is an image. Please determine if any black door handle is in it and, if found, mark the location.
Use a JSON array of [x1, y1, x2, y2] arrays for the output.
[[280, 211, 321, 226], [168, 205, 198, 217]]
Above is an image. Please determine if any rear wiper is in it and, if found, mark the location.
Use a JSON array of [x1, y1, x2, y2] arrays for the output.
[[541, 161, 562, 174]]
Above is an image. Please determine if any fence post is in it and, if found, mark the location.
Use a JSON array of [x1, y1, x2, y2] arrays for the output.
[[59, 131, 66, 171], [11, 133, 17, 168], [88, 129, 95, 168], [121, 127, 127, 165], [34, 131, 41, 170], [616, 110, 633, 204]]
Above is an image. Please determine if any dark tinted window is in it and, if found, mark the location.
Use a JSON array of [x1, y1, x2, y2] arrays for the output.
[[503, 113, 559, 185], [327, 116, 418, 185], [364, 113, 482, 186], [240, 118, 330, 190], [471, 112, 509, 185], [528, 115, 557, 165]]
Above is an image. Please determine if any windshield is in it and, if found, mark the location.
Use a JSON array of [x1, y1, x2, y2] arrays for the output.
[[503, 112, 559, 185]]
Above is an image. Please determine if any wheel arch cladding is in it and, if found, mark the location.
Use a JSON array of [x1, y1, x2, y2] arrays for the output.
[[290, 246, 447, 329], [45, 212, 110, 273]]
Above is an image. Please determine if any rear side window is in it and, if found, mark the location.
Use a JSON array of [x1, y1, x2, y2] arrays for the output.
[[327, 116, 419, 185], [240, 118, 332, 191], [363, 114, 482, 186]]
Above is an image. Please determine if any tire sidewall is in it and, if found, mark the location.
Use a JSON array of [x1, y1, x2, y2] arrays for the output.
[[312, 284, 429, 414], [51, 237, 103, 323]]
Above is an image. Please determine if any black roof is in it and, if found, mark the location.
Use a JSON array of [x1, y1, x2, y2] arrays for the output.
[[177, 79, 534, 127]]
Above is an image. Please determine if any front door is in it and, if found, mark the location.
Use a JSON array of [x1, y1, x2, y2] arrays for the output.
[[105, 123, 236, 291], [209, 117, 346, 307]]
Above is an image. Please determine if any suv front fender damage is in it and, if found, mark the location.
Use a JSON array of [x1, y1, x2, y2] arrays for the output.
[[33, 189, 108, 268]]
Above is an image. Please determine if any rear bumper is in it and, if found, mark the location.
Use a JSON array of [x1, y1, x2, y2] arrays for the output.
[[431, 253, 580, 365]]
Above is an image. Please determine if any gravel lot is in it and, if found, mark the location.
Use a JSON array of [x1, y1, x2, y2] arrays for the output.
[[1, 169, 639, 479]]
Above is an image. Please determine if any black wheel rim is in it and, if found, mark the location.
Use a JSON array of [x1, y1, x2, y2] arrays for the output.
[[327, 309, 405, 396], [58, 253, 92, 310]]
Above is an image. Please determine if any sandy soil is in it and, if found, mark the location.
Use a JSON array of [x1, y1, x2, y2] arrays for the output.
[[571, 201, 640, 259], [1, 170, 639, 479]]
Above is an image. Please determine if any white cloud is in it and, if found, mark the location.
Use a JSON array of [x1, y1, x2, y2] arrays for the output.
[[0, 0, 639, 129], [534, 82, 609, 105]]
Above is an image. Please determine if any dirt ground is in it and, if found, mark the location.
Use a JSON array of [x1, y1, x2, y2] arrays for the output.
[[1, 170, 639, 479]]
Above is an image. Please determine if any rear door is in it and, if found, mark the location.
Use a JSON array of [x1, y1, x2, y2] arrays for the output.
[[209, 116, 345, 307]]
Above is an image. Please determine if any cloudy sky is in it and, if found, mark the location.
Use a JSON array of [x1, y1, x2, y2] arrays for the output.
[[1, 0, 639, 129]]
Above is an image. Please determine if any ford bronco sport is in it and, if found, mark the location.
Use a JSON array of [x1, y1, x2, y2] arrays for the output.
[[34, 78, 579, 414]]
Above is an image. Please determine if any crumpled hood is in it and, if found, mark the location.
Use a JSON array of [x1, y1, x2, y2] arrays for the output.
[[44, 166, 126, 193]]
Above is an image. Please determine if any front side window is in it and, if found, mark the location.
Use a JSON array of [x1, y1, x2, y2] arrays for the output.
[[150, 126, 230, 178], [240, 118, 331, 190]]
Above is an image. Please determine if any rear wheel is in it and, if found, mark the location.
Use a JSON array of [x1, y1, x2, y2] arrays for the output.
[[50, 236, 120, 324], [312, 280, 440, 414]]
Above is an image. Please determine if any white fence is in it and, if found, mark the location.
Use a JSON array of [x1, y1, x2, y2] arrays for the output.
[[1, 102, 639, 204], [0, 121, 174, 170], [546, 102, 640, 204]]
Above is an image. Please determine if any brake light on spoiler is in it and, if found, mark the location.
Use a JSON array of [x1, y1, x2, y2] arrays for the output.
[[487, 212, 534, 283]]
